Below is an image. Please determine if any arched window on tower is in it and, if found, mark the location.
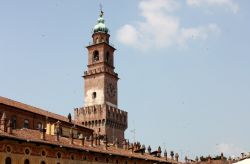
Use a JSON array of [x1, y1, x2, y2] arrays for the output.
[[93, 51, 99, 62], [92, 92, 97, 99], [106, 52, 110, 64], [5, 157, 11, 164]]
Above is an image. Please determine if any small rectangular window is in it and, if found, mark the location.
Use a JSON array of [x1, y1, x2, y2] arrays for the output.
[[23, 119, 29, 129]]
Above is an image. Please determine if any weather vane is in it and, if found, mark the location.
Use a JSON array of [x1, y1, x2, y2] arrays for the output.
[[99, 3, 104, 17]]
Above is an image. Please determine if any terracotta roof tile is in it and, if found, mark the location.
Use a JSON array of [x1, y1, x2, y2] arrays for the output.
[[0, 129, 177, 163], [0, 96, 91, 131]]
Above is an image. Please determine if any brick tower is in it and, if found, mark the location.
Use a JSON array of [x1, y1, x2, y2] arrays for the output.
[[74, 10, 128, 145]]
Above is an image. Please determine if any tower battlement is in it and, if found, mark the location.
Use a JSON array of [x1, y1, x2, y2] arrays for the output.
[[83, 67, 118, 77], [74, 104, 127, 130]]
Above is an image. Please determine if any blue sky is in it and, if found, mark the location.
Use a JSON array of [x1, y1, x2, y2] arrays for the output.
[[0, 0, 249, 159]]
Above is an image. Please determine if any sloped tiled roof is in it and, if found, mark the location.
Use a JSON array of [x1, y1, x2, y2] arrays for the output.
[[0, 96, 92, 131], [0, 129, 176, 163]]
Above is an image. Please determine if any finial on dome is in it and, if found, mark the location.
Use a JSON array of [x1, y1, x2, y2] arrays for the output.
[[93, 4, 109, 34], [100, 10, 104, 17], [99, 3, 104, 17]]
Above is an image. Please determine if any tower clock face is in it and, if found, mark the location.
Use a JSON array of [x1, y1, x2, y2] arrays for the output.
[[106, 83, 116, 98]]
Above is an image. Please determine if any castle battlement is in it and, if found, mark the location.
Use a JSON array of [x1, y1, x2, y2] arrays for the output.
[[74, 103, 127, 139], [83, 66, 118, 77], [74, 104, 127, 123]]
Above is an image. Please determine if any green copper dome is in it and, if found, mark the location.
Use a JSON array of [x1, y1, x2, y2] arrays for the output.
[[93, 11, 109, 34]]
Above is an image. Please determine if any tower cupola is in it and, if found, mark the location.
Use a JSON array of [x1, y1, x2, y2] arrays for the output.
[[93, 11, 109, 34]]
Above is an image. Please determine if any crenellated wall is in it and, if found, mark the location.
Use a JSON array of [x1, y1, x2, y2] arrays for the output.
[[83, 66, 118, 78], [74, 103, 127, 144]]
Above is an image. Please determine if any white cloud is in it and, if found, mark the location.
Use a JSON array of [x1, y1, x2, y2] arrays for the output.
[[216, 143, 246, 157], [178, 23, 221, 46], [117, 25, 138, 46], [186, 0, 239, 14], [116, 0, 220, 51]]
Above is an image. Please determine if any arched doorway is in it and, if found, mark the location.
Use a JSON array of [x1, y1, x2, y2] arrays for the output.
[[24, 159, 30, 164], [5, 157, 11, 164]]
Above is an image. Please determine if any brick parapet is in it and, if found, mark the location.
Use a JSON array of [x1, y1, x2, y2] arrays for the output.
[[74, 103, 127, 143], [74, 104, 127, 129], [83, 66, 118, 78]]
